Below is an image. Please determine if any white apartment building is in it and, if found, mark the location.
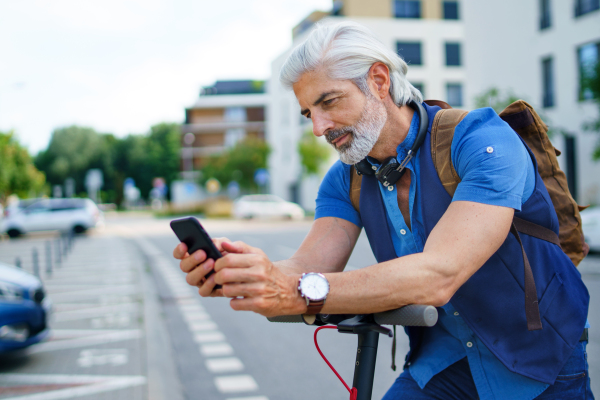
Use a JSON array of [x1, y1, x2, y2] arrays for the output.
[[268, 0, 466, 209], [463, 0, 600, 204]]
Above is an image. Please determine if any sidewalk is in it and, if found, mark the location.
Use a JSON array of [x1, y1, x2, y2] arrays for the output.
[[0, 232, 181, 400]]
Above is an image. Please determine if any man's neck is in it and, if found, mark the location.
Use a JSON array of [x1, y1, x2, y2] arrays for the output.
[[368, 101, 415, 163]]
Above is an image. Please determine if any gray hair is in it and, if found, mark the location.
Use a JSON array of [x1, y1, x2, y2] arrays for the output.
[[280, 21, 423, 106]]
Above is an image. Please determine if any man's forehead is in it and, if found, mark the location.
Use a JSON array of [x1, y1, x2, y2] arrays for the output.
[[293, 71, 353, 102]]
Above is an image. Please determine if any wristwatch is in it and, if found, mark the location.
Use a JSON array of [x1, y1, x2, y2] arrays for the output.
[[298, 273, 330, 315]]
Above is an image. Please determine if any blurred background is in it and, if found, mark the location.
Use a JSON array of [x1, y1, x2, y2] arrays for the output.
[[0, 1, 598, 399]]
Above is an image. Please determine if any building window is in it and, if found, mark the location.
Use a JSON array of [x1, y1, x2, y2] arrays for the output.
[[575, 0, 599, 17], [397, 42, 422, 65], [540, 0, 552, 29], [542, 57, 555, 108], [394, 1, 421, 18], [578, 42, 600, 100], [447, 83, 463, 107], [443, 1, 459, 19], [412, 83, 425, 98], [445, 43, 461, 66]]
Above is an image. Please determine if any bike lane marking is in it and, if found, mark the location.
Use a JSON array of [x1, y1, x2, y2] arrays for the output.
[[134, 236, 270, 399]]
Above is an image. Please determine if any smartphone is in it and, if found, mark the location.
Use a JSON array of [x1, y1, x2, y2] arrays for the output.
[[170, 217, 222, 288]]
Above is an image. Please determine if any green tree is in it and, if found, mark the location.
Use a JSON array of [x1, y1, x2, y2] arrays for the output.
[[474, 87, 555, 136], [200, 137, 270, 190], [35, 123, 181, 205], [298, 129, 331, 175], [34, 126, 113, 197], [0, 131, 46, 203], [473, 88, 521, 113], [110, 123, 181, 202]]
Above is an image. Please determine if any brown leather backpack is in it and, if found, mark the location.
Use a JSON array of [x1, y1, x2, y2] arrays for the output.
[[350, 100, 589, 267]]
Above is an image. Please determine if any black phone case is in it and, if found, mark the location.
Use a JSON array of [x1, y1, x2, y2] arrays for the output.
[[170, 217, 222, 284]]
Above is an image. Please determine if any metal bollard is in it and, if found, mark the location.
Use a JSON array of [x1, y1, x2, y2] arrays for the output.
[[15, 257, 22, 269], [32, 248, 40, 278], [62, 232, 68, 256], [45, 240, 53, 275], [55, 237, 62, 265], [68, 230, 74, 251]]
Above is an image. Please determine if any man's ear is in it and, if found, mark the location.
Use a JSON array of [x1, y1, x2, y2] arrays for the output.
[[369, 62, 391, 100]]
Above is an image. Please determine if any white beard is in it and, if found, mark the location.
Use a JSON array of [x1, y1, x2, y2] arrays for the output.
[[325, 93, 387, 165]]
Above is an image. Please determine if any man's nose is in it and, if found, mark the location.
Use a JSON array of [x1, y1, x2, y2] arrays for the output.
[[311, 112, 335, 137]]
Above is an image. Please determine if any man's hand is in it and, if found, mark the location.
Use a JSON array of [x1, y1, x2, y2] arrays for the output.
[[213, 242, 305, 317], [173, 237, 236, 297]]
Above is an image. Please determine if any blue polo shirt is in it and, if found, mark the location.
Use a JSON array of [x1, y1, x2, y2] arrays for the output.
[[314, 107, 551, 400]]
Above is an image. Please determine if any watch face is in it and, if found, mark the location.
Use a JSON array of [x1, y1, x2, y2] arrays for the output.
[[300, 273, 329, 301]]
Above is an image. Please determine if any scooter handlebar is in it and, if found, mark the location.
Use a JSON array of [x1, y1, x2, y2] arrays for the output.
[[267, 305, 437, 327]]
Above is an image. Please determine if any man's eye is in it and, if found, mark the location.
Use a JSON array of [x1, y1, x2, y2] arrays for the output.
[[323, 98, 336, 106]]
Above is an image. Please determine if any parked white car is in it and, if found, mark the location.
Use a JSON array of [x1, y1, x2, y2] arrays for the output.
[[580, 207, 600, 252], [1, 198, 103, 238], [233, 195, 305, 220]]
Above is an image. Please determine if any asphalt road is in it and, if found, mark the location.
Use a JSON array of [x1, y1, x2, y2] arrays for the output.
[[138, 216, 600, 400], [1, 214, 597, 400], [142, 221, 402, 400]]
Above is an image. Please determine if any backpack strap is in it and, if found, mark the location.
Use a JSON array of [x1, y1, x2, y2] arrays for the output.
[[350, 166, 362, 212], [430, 109, 469, 197]]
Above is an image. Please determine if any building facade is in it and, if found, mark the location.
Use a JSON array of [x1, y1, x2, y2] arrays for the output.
[[268, 0, 466, 209], [180, 80, 268, 181], [463, 0, 600, 204]]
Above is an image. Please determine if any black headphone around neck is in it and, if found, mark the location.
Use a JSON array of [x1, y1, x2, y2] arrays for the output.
[[354, 100, 429, 188]]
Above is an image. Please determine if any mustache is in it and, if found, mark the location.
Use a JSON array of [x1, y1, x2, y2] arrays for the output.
[[325, 127, 354, 145]]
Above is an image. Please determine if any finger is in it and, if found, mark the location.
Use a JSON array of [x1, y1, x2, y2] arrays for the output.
[[229, 297, 269, 314], [222, 241, 266, 256], [179, 249, 207, 273], [173, 243, 188, 259], [185, 258, 215, 286], [212, 237, 233, 253], [214, 253, 268, 272], [198, 273, 221, 297], [221, 282, 265, 298]]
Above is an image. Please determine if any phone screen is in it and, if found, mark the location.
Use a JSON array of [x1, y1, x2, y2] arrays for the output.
[[170, 217, 222, 285]]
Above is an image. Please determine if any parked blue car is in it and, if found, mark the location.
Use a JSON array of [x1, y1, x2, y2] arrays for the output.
[[0, 262, 51, 352]]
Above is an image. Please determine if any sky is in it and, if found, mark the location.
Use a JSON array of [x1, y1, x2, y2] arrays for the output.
[[0, 0, 331, 154]]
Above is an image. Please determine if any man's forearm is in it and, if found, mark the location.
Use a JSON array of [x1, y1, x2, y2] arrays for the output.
[[273, 258, 316, 275]]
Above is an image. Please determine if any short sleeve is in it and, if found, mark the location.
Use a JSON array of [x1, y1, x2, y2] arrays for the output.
[[450, 108, 533, 211], [315, 161, 363, 228]]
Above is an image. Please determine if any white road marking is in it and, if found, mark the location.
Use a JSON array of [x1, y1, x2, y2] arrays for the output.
[[179, 305, 205, 314], [194, 332, 226, 343], [53, 303, 139, 322], [0, 374, 146, 400], [214, 375, 259, 393], [205, 357, 244, 373], [182, 312, 211, 322], [132, 236, 268, 397], [200, 343, 234, 357], [90, 313, 131, 328], [188, 321, 218, 331], [226, 397, 269, 400], [49, 329, 132, 339], [28, 330, 141, 354], [77, 349, 129, 368]]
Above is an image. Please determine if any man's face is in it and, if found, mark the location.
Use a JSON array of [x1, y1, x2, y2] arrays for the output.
[[293, 68, 387, 164]]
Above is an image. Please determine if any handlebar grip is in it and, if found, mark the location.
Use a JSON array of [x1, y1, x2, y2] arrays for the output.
[[267, 315, 305, 323], [374, 305, 438, 327]]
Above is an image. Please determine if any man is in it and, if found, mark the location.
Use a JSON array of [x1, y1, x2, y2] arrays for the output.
[[174, 22, 593, 399]]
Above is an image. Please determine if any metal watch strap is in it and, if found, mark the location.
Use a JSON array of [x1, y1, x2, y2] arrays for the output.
[[305, 299, 325, 315]]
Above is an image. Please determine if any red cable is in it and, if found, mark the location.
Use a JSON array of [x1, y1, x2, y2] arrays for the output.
[[314, 326, 358, 400]]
